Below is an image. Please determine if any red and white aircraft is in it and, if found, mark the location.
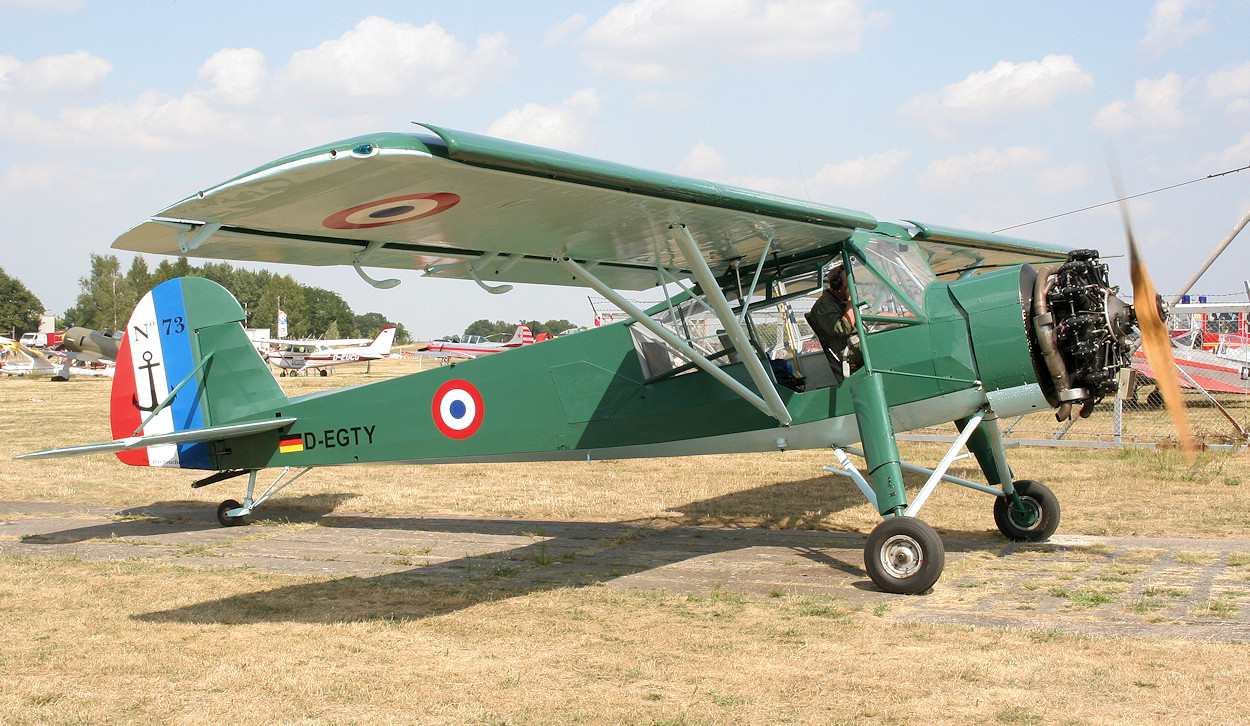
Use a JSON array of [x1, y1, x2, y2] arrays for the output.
[[413, 324, 534, 360], [265, 326, 396, 376]]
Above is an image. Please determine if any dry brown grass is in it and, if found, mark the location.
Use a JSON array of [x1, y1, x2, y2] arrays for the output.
[[4, 364, 1250, 724], [3, 556, 1250, 725]]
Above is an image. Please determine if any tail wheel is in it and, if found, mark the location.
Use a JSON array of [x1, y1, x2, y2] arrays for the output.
[[216, 499, 249, 527], [864, 517, 945, 594], [994, 480, 1060, 542]]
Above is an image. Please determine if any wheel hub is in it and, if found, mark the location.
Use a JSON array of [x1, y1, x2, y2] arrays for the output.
[[879, 534, 924, 578], [1010, 497, 1041, 529]]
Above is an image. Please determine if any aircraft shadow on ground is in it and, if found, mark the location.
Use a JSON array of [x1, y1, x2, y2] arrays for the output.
[[126, 469, 1011, 626]]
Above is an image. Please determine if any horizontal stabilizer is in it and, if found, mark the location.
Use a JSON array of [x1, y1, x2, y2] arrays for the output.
[[16, 417, 296, 461]]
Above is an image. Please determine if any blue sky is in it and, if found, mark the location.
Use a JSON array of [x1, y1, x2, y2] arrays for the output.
[[2, 0, 1248, 338]]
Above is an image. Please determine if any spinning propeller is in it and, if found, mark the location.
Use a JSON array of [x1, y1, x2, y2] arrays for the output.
[[1115, 178, 1198, 463]]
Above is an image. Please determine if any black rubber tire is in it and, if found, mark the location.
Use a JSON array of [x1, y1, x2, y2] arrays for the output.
[[864, 517, 945, 594], [216, 499, 248, 527], [994, 480, 1060, 542], [319, 369, 329, 377]]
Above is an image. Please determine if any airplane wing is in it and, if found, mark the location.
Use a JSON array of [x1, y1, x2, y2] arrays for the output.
[[1131, 350, 1250, 395], [112, 124, 1071, 289], [403, 349, 474, 360]]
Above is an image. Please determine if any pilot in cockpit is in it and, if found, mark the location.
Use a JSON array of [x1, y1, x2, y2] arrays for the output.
[[806, 264, 862, 385]]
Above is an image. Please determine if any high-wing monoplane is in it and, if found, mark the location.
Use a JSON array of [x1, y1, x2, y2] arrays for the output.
[[263, 326, 396, 376], [414, 324, 535, 360], [18, 125, 1187, 594]]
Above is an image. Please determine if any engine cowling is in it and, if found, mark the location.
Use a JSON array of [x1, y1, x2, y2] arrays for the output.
[[1031, 250, 1135, 420]]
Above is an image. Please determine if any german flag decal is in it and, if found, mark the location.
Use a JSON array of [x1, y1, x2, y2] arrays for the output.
[[279, 435, 304, 454]]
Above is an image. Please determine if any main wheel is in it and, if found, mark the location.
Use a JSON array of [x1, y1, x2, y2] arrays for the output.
[[216, 499, 249, 527], [994, 480, 1060, 542], [864, 517, 945, 594]]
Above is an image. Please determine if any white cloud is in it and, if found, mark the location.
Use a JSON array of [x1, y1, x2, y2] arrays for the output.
[[631, 90, 698, 110], [199, 48, 267, 106], [544, 14, 587, 46], [0, 56, 20, 90], [918, 146, 1050, 193], [279, 16, 515, 101], [581, 0, 886, 81], [1093, 72, 1189, 132], [0, 0, 83, 11], [901, 55, 1093, 134], [0, 160, 142, 198], [1140, 0, 1211, 56], [1035, 163, 1093, 195], [487, 88, 602, 151], [813, 149, 910, 190], [1205, 60, 1250, 116], [0, 17, 518, 152], [1196, 131, 1250, 170], [675, 142, 728, 178], [0, 50, 111, 95]]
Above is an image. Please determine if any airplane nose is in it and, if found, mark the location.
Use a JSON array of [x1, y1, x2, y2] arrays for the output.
[[1031, 250, 1135, 420]]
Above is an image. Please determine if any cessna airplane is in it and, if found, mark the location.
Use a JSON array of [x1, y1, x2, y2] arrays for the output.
[[414, 324, 535, 360], [264, 326, 396, 376], [16, 124, 1188, 594]]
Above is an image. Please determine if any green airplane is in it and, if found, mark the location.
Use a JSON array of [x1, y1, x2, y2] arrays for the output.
[[17, 125, 1186, 594]]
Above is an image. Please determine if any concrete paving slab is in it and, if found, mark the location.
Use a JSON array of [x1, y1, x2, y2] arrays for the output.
[[1, 501, 1248, 641]]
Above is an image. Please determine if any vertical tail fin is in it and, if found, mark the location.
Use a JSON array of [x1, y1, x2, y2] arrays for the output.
[[111, 277, 287, 469], [366, 325, 397, 356], [507, 325, 535, 346]]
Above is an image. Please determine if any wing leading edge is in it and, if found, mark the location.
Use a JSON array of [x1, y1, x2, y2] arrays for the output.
[[112, 124, 1072, 288]]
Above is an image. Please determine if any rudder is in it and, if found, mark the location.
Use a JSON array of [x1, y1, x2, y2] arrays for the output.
[[111, 277, 286, 468]]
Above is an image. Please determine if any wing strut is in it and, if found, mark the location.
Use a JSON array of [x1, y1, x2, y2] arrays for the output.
[[669, 224, 793, 425], [557, 249, 792, 426]]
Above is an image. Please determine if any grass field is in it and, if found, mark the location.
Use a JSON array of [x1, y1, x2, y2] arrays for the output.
[[2, 359, 1249, 724]]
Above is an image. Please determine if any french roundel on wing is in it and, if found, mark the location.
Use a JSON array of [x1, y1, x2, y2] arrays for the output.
[[432, 379, 484, 439], [323, 192, 460, 230]]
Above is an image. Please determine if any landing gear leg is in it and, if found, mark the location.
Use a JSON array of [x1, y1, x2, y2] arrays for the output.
[[851, 373, 946, 594], [212, 467, 314, 528], [959, 414, 1062, 542]]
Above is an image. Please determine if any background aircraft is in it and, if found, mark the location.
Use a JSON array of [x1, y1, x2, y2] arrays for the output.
[[0, 335, 59, 376], [18, 125, 1183, 595], [264, 326, 396, 376], [414, 325, 535, 360], [53, 326, 122, 381]]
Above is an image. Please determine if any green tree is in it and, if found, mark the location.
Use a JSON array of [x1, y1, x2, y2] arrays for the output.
[[119, 255, 152, 313], [151, 257, 195, 286], [63, 254, 127, 331], [253, 275, 308, 338], [0, 266, 44, 338], [355, 312, 410, 345], [464, 319, 511, 339], [302, 286, 358, 338]]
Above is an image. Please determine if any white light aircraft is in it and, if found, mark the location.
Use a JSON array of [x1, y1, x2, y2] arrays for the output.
[[413, 325, 534, 360], [265, 326, 396, 376]]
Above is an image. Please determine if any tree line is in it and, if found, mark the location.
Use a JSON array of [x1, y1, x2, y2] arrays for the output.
[[59, 254, 412, 344], [461, 318, 576, 341]]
